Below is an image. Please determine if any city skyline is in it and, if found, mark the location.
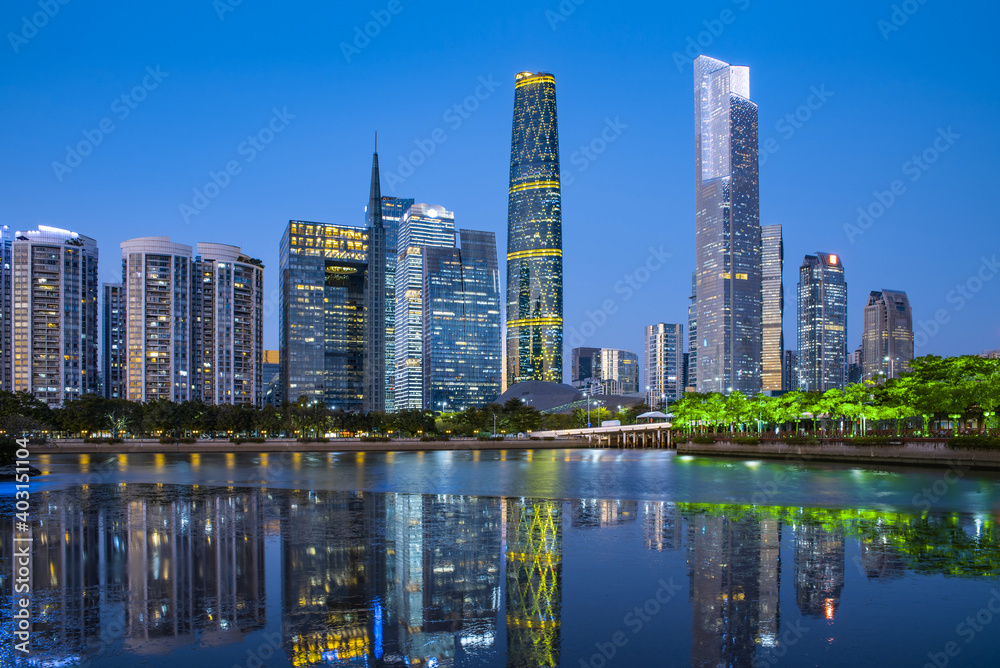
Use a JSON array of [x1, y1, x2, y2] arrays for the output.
[[3, 1, 997, 388]]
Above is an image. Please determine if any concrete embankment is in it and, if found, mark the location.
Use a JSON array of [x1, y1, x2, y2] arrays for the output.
[[677, 439, 1000, 471], [28, 438, 590, 455]]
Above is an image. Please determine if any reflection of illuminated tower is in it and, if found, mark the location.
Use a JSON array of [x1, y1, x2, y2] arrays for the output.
[[687, 512, 762, 668], [859, 536, 905, 580], [643, 501, 682, 551], [757, 517, 781, 648], [793, 522, 845, 619], [505, 498, 562, 668], [571, 499, 638, 529]]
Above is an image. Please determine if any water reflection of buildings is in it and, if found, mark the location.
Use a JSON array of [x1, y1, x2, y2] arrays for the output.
[[792, 522, 845, 620], [643, 501, 682, 551], [279, 491, 502, 667], [505, 498, 563, 668], [10, 485, 266, 663], [572, 499, 638, 529]]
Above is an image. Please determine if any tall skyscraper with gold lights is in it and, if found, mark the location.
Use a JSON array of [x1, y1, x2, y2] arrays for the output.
[[761, 224, 784, 391], [506, 71, 563, 385]]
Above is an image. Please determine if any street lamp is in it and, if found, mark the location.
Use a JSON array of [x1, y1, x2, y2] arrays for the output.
[[587, 399, 592, 429]]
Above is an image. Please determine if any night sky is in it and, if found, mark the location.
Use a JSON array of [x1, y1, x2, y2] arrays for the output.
[[3, 0, 997, 384]]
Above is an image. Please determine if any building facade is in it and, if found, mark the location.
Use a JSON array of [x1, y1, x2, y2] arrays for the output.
[[862, 289, 913, 382], [11, 226, 99, 406], [783, 350, 798, 392], [422, 229, 502, 412], [797, 253, 847, 392], [0, 226, 11, 392], [687, 271, 697, 390], [506, 71, 564, 385], [121, 238, 194, 403], [279, 221, 368, 411], [191, 244, 265, 406], [570, 347, 600, 386], [364, 151, 387, 414], [570, 347, 639, 395], [645, 323, 685, 406], [761, 224, 784, 392], [102, 282, 126, 399], [378, 195, 415, 413], [395, 204, 456, 411], [694, 56, 761, 395]]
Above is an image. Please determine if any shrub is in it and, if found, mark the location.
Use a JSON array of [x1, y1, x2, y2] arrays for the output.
[[420, 434, 448, 442], [783, 435, 820, 446], [947, 435, 1000, 451], [543, 437, 555, 441], [733, 436, 760, 446], [361, 436, 390, 443], [177, 437, 197, 444], [159, 436, 176, 444], [0, 437, 18, 465], [299, 436, 331, 443], [690, 435, 715, 445]]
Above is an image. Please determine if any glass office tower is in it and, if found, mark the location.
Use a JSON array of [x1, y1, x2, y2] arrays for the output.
[[645, 323, 685, 406], [694, 56, 761, 395], [102, 282, 126, 399], [364, 150, 387, 413], [797, 253, 847, 392], [862, 289, 913, 382], [422, 229, 502, 412], [506, 71, 563, 385], [761, 224, 784, 392], [279, 221, 368, 410], [395, 204, 456, 411], [379, 195, 415, 412]]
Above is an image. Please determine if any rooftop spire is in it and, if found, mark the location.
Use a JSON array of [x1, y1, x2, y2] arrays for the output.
[[368, 138, 383, 229]]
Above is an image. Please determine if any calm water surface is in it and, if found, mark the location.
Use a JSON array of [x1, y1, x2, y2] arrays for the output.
[[2, 449, 1000, 667]]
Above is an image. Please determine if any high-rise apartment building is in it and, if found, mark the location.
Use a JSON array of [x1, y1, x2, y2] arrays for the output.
[[506, 71, 563, 385], [10, 226, 99, 406], [378, 195, 414, 413], [694, 56, 761, 395], [102, 282, 125, 399], [191, 244, 265, 406], [645, 323, 684, 406], [395, 204, 456, 411], [761, 224, 784, 391], [797, 253, 847, 392], [279, 221, 368, 411], [783, 350, 798, 392], [121, 237, 193, 403], [422, 229, 502, 412], [0, 226, 12, 392], [862, 290, 913, 382]]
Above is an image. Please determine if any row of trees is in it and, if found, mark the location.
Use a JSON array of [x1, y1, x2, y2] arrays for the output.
[[672, 356, 1000, 435]]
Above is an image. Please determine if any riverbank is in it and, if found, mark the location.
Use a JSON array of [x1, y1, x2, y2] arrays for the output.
[[25, 437, 589, 455], [677, 439, 1000, 471]]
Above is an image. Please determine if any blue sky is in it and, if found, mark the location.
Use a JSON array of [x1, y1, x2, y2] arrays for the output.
[[2, 0, 997, 383]]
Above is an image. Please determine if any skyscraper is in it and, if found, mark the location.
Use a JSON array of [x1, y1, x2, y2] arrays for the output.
[[422, 229, 502, 412], [506, 71, 563, 385], [279, 221, 368, 410], [645, 323, 684, 406], [784, 349, 799, 392], [121, 237, 193, 403], [0, 226, 12, 392], [379, 195, 415, 413], [687, 271, 697, 390], [11, 226, 99, 406], [797, 253, 847, 392], [191, 243, 265, 406], [694, 56, 761, 395], [102, 282, 125, 399], [364, 148, 387, 413], [862, 290, 913, 382], [570, 347, 600, 386], [395, 203, 456, 411], [761, 224, 784, 392], [570, 347, 639, 395]]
